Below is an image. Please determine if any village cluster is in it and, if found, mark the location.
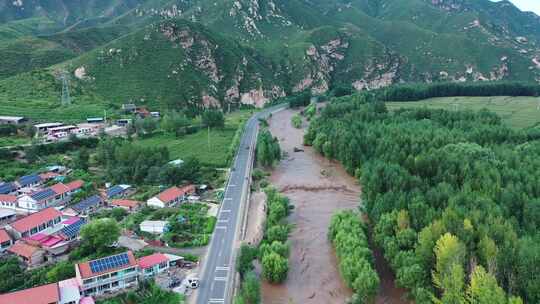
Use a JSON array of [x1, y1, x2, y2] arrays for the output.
[[0, 103, 160, 142], [0, 162, 206, 304]]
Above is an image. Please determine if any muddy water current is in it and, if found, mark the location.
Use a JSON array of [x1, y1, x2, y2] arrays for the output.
[[261, 109, 410, 304]]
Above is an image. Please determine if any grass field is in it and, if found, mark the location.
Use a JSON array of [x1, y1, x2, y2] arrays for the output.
[[0, 136, 30, 147], [135, 110, 253, 167], [386, 96, 540, 129]]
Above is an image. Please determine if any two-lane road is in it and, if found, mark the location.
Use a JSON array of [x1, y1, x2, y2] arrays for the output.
[[195, 105, 285, 304]]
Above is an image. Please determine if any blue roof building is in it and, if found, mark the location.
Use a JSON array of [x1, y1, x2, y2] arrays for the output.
[[106, 185, 131, 199], [17, 174, 42, 188], [0, 182, 15, 195], [72, 195, 103, 214]]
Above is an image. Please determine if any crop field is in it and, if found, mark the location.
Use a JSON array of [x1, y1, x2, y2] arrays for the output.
[[386, 96, 540, 129], [135, 110, 253, 167]]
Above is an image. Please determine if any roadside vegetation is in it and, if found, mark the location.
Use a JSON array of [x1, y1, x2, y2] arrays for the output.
[[305, 83, 539, 303], [291, 114, 302, 128], [256, 130, 281, 168], [96, 281, 184, 304], [329, 211, 379, 304]]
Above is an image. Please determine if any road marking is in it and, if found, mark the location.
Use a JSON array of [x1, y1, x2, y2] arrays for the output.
[[215, 226, 227, 230], [209, 299, 225, 303], [228, 184, 236, 187], [218, 219, 229, 223], [216, 266, 230, 271], [220, 209, 231, 213], [224, 197, 232, 201], [214, 277, 228, 282]]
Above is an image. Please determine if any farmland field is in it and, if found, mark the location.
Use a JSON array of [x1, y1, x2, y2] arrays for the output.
[[135, 109, 253, 167], [386, 96, 540, 129]]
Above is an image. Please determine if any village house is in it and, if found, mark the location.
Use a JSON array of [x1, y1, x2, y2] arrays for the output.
[[16, 174, 42, 189], [139, 220, 168, 234], [0, 182, 16, 195], [7, 207, 63, 239], [7, 241, 46, 267], [0, 115, 27, 125], [106, 184, 133, 199], [0, 228, 13, 252], [0, 208, 16, 224], [137, 253, 170, 278], [22, 216, 87, 257], [18, 180, 84, 211], [34, 122, 64, 134], [110, 199, 140, 212], [75, 251, 139, 297], [71, 195, 104, 215], [0, 280, 95, 304], [0, 194, 17, 209], [146, 185, 196, 208]]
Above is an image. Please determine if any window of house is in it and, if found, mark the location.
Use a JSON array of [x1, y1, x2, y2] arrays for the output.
[[110, 271, 118, 277], [124, 267, 135, 273], [125, 277, 137, 284], [83, 278, 95, 285], [99, 284, 110, 291], [30, 227, 38, 234], [85, 287, 96, 294], [111, 281, 119, 288], [145, 268, 153, 273], [159, 262, 168, 269]]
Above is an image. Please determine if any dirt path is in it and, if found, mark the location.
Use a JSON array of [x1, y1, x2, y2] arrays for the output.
[[262, 108, 411, 304]]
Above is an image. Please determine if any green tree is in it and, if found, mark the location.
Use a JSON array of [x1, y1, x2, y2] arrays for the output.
[[241, 272, 261, 304], [46, 261, 75, 282], [467, 266, 507, 304], [202, 110, 225, 128], [73, 147, 90, 171], [237, 244, 258, 278], [261, 251, 288, 283], [80, 218, 120, 255]]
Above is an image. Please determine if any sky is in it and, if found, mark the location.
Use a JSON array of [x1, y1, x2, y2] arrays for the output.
[[493, 0, 540, 15]]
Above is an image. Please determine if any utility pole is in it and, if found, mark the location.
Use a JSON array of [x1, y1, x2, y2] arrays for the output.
[[208, 126, 211, 151], [61, 72, 71, 106]]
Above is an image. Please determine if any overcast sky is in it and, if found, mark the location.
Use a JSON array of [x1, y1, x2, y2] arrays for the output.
[[493, 0, 540, 15]]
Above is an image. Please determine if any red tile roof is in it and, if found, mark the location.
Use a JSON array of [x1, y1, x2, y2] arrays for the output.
[[0, 283, 60, 304], [110, 199, 140, 209], [50, 183, 70, 196], [66, 180, 84, 191], [0, 229, 12, 244], [77, 251, 137, 279], [10, 207, 62, 233], [0, 194, 16, 202], [8, 241, 41, 259], [138, 253, 169, 269], [157, 185, 195, 203]]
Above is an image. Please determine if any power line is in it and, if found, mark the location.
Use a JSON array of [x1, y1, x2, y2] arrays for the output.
[[61, 72, 71, 106]]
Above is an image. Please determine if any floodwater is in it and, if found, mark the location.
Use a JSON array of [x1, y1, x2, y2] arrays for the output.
[[262, 108, 411, 304]]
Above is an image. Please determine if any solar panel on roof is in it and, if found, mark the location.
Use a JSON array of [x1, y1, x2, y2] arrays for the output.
[[0, 182, 14, 194], [73, 195, 101, 212], [89, 253, 130, 273], [19, 174, 41, 186], [31, 188, 56, 201], [106, 186, 124, 198], [60, 219, 85, 238]]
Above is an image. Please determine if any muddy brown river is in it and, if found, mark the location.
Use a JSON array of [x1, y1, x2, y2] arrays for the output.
[[262, 108, 410, 304]]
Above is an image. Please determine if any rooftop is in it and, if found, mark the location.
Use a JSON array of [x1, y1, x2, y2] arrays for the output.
[[110, 199, 140, 209], [77, 251, 137, 279], [106, 185, 131, 198], [30, 188, 56, 201], [10, 207, 62, 233], [18, 174, 41, 187], [0, 228, 12, 244], [0, 115, 25, 121], [137, 253, 169, 269], [34, 122, 63, 129], [72, 195, 102, 212], [8, 241, 41, 259], [0, 182, 15, 194], [157, 185, 195, 203], [0, 194, 16, 202], [0, 283, 60, 304]]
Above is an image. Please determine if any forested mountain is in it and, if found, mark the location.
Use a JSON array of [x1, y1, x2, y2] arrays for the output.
[[1, 0, 540, 112], [305, 86, 540, 303]]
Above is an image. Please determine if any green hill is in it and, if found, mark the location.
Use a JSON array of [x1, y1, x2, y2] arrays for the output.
[[0, 0, 539, 117]]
